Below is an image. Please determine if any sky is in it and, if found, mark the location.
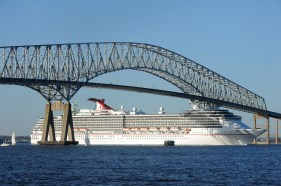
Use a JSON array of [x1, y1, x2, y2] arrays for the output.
[[0, 0, 281, 136]]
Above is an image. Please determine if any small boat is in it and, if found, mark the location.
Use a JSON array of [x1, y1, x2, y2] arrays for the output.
[[12, 131, 16, 146], [0, 142, 9, 147], [1, 128, 10, 147]]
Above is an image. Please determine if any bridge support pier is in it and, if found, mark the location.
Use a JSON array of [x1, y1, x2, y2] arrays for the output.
[[276, 120, 280, 145], [40, 102, 56, 142], [253, 114, 270, 145], [38, 102, 78, 145]]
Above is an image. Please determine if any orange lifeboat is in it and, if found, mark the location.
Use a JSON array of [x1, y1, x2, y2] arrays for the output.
[[79, 128, 86, 132], [75, 128, 86, 132]]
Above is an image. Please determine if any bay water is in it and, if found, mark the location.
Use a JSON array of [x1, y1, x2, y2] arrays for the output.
[[1, 144, 281, 185]]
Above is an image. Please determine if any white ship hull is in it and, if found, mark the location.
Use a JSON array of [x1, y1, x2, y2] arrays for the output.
[[31, 128, 265, 146]]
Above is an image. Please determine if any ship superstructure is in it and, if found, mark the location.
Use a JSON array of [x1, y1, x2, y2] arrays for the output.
[[30, 98, 266, 145]]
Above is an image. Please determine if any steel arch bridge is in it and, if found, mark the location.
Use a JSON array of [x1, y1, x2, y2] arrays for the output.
[[0, 42, 267, 110]]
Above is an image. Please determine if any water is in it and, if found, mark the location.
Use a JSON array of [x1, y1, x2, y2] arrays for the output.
[[1, 144, 281, 185]]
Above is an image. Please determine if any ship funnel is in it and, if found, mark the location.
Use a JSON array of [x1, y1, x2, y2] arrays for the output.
[[88, 98, 114, 111]]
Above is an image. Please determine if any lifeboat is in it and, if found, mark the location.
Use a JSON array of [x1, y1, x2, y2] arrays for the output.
[[140, 128, 148, 131], [180, 128, 191, 133], [149, 127, 159, 131], [75, 128, 86, 132], [131, 128, 140, 131], [159, 127, 169, 131], [170, 127, 180, 131], [79, 128, 86, 131]]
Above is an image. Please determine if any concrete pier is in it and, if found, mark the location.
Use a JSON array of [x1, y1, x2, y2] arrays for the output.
[[38, 102, 78, 145], [253, 114, 270, 145], [276, 120, 280, 145]]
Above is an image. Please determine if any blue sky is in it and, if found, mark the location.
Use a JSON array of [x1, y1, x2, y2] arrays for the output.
[[0, 0, 281, 135]]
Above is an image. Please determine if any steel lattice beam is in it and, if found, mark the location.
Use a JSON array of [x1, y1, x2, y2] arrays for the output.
[[0, 78, 278, 118], [0, 42, 267, 110]]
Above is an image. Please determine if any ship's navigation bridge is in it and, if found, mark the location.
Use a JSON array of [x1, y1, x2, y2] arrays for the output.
[[0, 42, 277, 145]]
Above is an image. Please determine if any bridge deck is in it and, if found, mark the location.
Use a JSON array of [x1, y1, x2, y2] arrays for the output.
[[0, 77, 280, 119]]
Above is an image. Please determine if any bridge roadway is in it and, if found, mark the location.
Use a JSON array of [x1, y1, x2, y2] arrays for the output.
[[1, 77, 280, 119]]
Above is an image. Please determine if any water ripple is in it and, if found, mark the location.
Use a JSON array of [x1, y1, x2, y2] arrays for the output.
[[0, 145, 281, 185]]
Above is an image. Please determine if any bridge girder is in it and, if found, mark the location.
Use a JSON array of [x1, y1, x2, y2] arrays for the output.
[[0, 42, 267, 110]]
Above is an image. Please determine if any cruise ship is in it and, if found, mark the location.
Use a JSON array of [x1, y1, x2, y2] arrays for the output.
[[30, 98, 266, 146]]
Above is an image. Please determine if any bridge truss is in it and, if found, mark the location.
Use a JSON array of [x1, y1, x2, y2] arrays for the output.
[[0, 42, 267, 111]]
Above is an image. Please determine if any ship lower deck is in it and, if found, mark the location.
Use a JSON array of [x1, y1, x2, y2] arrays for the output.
[[31, 132, 255, 146]]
